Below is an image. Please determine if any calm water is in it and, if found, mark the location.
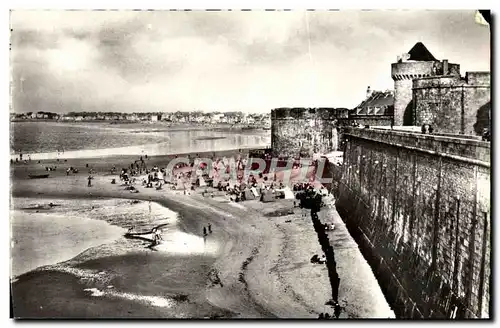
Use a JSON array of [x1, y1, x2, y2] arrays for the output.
[[10, 197, 127, 278], [10, 121, 271, 158]]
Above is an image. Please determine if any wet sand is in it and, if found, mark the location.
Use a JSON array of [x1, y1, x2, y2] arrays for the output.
[[10, 205, 125, 278], [10, 150, 393, 318]]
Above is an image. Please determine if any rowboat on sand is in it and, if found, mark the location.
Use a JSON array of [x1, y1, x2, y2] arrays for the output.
[[28, 174, 50, 179]]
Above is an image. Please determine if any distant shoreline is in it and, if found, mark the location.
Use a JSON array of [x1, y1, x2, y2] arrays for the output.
[[10, 119, 270, 131], [10, 121, 271, 159]]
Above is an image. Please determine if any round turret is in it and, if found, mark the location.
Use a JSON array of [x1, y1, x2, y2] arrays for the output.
[[271, 108, 348, 158], [391, 42, 459, 126]]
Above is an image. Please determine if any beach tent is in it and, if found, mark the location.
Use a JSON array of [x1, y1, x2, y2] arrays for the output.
[[281, 186, 295, 200], [275, 190, 285, 199], [261, 190, 276, 203], [157, 171, 164, 181], [198, 176, 207, 187], [244, 189, 255, 200], [212, 175, 220, 186], [175, 178, 186, 190], [217, 161, 226, 172]]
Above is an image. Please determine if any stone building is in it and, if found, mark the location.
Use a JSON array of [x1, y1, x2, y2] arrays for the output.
[[271, 42, 490, 161], [391, 42, 460, 126], [389, 42, 490, 136], [413, 72, 490, 135], [349, 87, 394, 126], [270, 107, 348, 158]]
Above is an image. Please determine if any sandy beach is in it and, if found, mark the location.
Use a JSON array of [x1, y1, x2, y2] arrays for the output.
[[10, 149, 394, 318]]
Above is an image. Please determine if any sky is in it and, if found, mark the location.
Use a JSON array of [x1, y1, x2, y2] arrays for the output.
[[10, 10, 490, 114]]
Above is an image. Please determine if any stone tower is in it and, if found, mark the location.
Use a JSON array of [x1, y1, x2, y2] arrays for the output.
[[391, 42, 460, 126]]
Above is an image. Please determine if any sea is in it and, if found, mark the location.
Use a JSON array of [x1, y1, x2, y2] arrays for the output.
[[10, 121, 271, 159], [10, 197, 229, 318]]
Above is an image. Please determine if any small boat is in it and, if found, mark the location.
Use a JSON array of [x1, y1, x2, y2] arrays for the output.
[[125, 230, 163, 248], [28, 174, 50, 179], [125, 231, 156, 240], [124, 224, 168, 241]]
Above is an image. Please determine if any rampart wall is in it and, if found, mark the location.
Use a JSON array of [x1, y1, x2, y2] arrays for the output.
[[328, 127, 490, 318]]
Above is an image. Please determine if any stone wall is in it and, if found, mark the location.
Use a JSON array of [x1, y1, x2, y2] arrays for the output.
[[413, 73, 490, 135], [331, 127, 490, 318], [271, 108, 348, 158], [394, 79, 414, 126], [345, 116, 394, 127], [391, 61, 460, 126], [391, 61, 461, 126]]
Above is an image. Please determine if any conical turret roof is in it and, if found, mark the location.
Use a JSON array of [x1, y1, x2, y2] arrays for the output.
[[407, 42, 437, 61]]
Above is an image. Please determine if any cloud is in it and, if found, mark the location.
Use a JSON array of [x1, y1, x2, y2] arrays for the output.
[[10, 10, 490, 114]]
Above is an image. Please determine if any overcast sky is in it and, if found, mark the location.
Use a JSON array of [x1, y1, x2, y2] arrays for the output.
[[10, 10, 490, 114]]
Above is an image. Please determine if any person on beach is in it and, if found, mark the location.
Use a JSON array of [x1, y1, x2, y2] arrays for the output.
[[20, 153, 23, 161], [334, 302, 342, 318], [148, 199, 152, 215], [208, 223, 212, 234], [87, 175, 92, 187], [203, 227, 207, 236], [66, 168, 71, 176], [151, 228, 160, 246]]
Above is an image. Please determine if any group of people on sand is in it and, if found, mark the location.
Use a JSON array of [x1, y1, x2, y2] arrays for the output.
[[66, 166, 79, 175], [114, 155, 170, 193], [129, 156, 148, 176], [293, 182, 317, 192], [318, 300, 343, 319], [11, 152, 31, 165]]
